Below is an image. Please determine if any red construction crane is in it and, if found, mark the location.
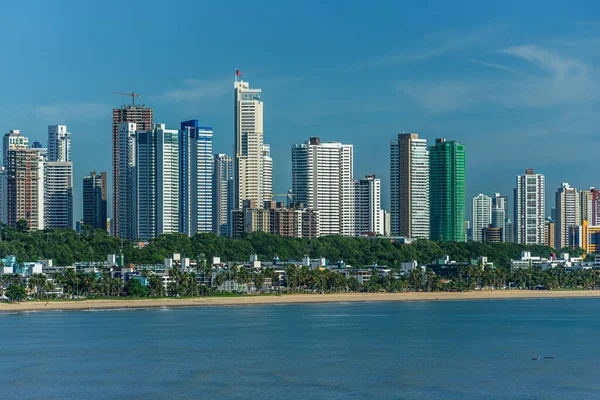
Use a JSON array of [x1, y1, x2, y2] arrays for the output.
[[113, 91, 141, 106]]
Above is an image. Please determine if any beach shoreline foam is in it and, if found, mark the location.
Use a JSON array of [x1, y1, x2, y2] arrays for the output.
[[1, 290, 600, 312]]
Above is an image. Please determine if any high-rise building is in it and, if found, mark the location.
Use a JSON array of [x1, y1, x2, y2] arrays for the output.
[[482, 227, 503, 243], [0, 167, 7, 224], [579, 188, 600, 225], [6, 146, 44, 230], [44, 162, 73, 229], [545, 218, 555, 249], [83, 171, 107, 230], [112, 105, 153, 237], [555, 183, 580, 250], [213, 154, 233, 236], [230, 200, 270, 239], [135, 127, 157, 240], [292, 137, 354, 236], [262, 144, 273, 204], [390, 133, 429, 239], [429, 138, 466, 242], [515, 168, 545, 245], [382, 210, 391, 236], [465, 220, 472, 241], [47, 125, 70, 162], [135, 124, 180, 239], [231, 200, 320, 239], [234, 80, 264, 211], [505, 218, 515, 243], [492, 193, 509, 242], [355, 175, 383, 235], [180, 121, 213, 236], [117, 122, 138, 240], [491, 205, 506, 242], [3, 130, 28, 167], [156, 125, 180, 236], [472, 194, 492, 242]]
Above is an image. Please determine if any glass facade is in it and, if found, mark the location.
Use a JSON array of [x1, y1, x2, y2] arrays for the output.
[[429, 139, 466, 242]]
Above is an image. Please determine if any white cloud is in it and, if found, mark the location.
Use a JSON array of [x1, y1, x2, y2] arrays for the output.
[[498, 44, 588, 78], [34, 102, 108, 121], [396, 45, 599, 113], [469, 59, 519, 75], [157, 78, 230, 103]]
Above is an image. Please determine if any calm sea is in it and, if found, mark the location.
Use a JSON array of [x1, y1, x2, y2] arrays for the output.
[[1, 299, 599, 399]]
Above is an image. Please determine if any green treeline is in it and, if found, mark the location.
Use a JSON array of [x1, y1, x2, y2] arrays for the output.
[[0, 225, 558, 267]]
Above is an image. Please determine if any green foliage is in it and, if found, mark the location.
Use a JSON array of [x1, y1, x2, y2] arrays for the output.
[[124, 279, 149, 297], [0, 225, 556, 268], [559, 247, 585, 258], [15, 220, 28, 233], [6, 283, 27, 301]]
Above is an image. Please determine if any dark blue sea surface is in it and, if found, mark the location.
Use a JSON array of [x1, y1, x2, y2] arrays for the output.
[[1, 299, 600, 399]]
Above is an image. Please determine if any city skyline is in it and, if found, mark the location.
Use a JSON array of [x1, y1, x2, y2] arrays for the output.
[[3, 2, 599, 223]]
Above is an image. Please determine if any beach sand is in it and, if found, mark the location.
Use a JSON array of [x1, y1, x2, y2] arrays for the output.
[[1, 290, 600, 312]]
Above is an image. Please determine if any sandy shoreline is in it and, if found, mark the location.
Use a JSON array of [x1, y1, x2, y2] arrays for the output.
[[1, 290, 600, 312]]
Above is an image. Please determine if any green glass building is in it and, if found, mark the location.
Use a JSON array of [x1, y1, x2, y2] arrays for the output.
[[429, 138, 466, 242]]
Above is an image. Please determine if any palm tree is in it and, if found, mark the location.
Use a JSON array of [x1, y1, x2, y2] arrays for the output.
[[285, 266, 298, 292], [111, 277, 124, 296], [148, 273, 164, 297], [235, 267, 251, 293], [213, 271, 227, 290], [28, 273, 47, 299], [262, 267, 277, 289], [410, 268, 422, 292], [425, 269, 435, 292], [253, 271, 265, 293]]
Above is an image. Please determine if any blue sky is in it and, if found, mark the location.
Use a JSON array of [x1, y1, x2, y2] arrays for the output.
[[2, 0, 600, 222]]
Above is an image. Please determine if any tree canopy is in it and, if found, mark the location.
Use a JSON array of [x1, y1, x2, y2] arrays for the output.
[[0, 225, 557, 268]]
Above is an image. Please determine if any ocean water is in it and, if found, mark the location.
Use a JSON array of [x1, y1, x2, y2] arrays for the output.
[[1, 299, 600, 399]]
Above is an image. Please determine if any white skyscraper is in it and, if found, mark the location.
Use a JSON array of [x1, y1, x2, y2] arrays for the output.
[[234, 80, 264, 211], [292, 137, 354, 236], [555, 182, 580, 250], [262, 144, 273, 204], [472, 194, 492, 242], [390, 133, 429, 239], [188, 125, 213, 235], [515, 168, 545, 245], [47, 125, 71, 162], [355, 175, 383, 235], [156, 125, 180, 236], [117, 122, 137, 239], [180, 120, 213, 236], [44, 162, 73, 229]]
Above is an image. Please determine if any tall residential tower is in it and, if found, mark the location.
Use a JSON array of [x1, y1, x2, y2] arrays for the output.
[[555, 183, 580, 250], [472, 194, 492, 242], [515, 168, 545, 245], [83, 171, 107, 230], [112, 105, 153, 237], [292, 137, 354, 236], [213, 154, 233, 236], [429, 138, 466, 242], [233, 80, 264, 211], [390, 133, 429, 239]]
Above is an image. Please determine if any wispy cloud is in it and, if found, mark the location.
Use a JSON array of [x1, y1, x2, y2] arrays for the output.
[[498, 44, 587, 78], [396, 44, 599, 113], [360, 26, 504, 69], [469, 59, 519, 75], [363, 34, 480, 68], [157, 77, 231, 103], [34, 102, 108, 121]]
